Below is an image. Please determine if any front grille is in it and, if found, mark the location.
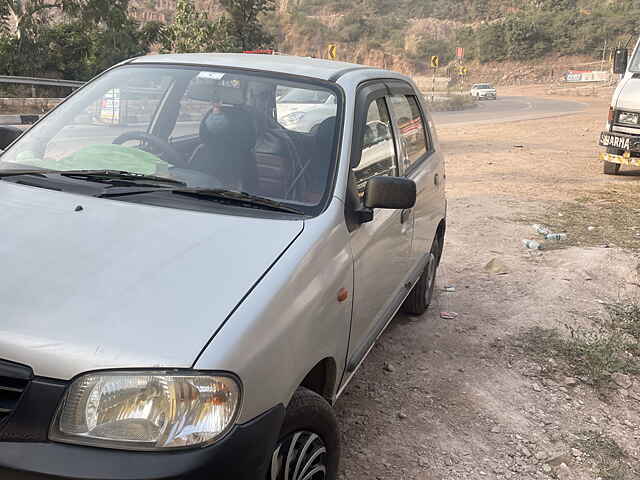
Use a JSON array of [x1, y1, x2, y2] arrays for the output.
[[0, 360, 32, 426], [0, 375, 29, 422]]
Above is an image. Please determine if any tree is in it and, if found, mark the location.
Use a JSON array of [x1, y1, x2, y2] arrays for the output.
[[0, 0, 160, 80], [220, 0, 275, 51], [0, 2, 10, 33], [161, 0, 232, 53]]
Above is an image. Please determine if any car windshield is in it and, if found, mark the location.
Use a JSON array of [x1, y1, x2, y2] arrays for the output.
[[629, 46, 640, 72], [476, 84, 493, 89], [0, 65, 341, 216]]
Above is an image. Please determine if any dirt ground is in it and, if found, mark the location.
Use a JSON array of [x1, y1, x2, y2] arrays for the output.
[[335, 87, 640, 480]]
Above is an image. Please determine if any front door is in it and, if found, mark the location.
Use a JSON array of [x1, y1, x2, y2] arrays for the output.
[[345, 84, 414, 373]]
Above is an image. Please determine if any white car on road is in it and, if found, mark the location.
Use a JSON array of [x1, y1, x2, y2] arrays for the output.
[[470, 83, 497, 100]]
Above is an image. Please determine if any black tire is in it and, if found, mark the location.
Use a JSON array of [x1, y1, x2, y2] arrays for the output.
[[401, 236, 440, 316], [268, 388, 339, 480], [604, 161, 621, 175]]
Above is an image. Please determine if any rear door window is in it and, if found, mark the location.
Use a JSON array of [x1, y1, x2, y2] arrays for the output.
[[388, 95, 430, 172]]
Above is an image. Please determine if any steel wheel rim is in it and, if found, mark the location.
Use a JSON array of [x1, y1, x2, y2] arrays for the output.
[[269, 431, 327, 480], [425, 252, 437, 304]]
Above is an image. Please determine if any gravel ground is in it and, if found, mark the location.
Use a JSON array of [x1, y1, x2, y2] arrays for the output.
[[335, 87, 640, 480]]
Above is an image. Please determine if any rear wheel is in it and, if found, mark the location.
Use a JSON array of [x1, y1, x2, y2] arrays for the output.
[[401, 237, 440, 316], [268, 388, 339, 480]]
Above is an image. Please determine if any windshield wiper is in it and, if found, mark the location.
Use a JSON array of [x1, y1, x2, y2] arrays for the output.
[[0, 169, 187, 188], [0, 169, 50, 178], [59, 170, 187, 187], [99, 187, 304, 215]]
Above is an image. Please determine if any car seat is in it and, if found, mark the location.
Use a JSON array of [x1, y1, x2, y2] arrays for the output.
[[189, 105, 258, 192]]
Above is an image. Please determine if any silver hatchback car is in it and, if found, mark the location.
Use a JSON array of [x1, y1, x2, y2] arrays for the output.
[[0, 54, 446, 480]]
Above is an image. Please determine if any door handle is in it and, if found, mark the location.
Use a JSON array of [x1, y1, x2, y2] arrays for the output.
[[400, 208, 412, 224]]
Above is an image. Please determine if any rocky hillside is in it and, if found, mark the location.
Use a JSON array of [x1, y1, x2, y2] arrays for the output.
[[131, 0, 635, 83], [130, 0, 223, 22]]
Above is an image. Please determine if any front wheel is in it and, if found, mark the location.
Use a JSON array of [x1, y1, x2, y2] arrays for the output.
[[604, 161, 621, 175], [268, 388, 339, 480]]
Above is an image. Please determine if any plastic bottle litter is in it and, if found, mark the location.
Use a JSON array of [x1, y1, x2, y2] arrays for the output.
[[523, 239, 544, 250], [443, 286, 456, 293], [532, 224, 551, 236], [545, 233, 568, 241]]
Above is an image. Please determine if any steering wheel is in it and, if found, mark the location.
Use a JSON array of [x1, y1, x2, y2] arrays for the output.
[[112, 131, 183, 166]]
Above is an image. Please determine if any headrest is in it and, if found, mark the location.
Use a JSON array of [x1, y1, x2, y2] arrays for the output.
[[312, 116, 337, 141], [199, 106, 257, 151]]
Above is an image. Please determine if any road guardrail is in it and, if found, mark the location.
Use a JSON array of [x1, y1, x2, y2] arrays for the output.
[[0, 75, 84, 89], [0, 114, 40, 126]]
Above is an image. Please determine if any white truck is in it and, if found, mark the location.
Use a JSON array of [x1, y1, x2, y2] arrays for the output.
[[599, 43, 640, 174]]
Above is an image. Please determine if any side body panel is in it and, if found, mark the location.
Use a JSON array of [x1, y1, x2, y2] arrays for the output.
[[194, 199, 353, 423]]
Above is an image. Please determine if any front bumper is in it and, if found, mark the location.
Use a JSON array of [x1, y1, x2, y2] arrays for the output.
[[0, 376, 284, 480], [599, 131, 640, 166], [600, 151, 640, 167]]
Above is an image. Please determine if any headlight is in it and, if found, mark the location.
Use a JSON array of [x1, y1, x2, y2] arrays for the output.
[[618, 111, 640, 125], [50, 371, 240, 451]]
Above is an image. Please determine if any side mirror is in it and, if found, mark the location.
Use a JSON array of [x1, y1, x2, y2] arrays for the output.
[[364, 176, 416, 210], [0, 126, 23, 151], [613, 48, 629, 75]]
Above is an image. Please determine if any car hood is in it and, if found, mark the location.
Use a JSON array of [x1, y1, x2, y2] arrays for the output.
[[0, 182, 303, 379]]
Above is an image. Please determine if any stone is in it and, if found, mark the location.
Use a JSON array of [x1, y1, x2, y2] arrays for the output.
[[535, 451, 547, 461], [557, 463, 573, 480], [547, 454, 571, 466], [612, 372, 632, 389], [484, 258, 509, 275], [383, 362, 396, 373], [562, 377, 578, 387]]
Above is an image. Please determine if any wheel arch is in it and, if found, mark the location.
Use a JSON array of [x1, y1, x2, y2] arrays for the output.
[[299, 357, 338, 403]]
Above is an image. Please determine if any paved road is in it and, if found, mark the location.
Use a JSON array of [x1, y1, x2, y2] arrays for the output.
[[6, 96, 587, 137], [431, 95, 587, 126]]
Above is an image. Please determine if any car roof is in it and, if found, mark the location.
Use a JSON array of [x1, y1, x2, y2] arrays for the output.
[[130, 53, 382, 82]]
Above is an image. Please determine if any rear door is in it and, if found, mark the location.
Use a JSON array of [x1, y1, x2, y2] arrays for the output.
[[386, 81, 442, 264]]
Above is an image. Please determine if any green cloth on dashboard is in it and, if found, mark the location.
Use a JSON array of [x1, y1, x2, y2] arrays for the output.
[[18, 144, 168, 175]]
